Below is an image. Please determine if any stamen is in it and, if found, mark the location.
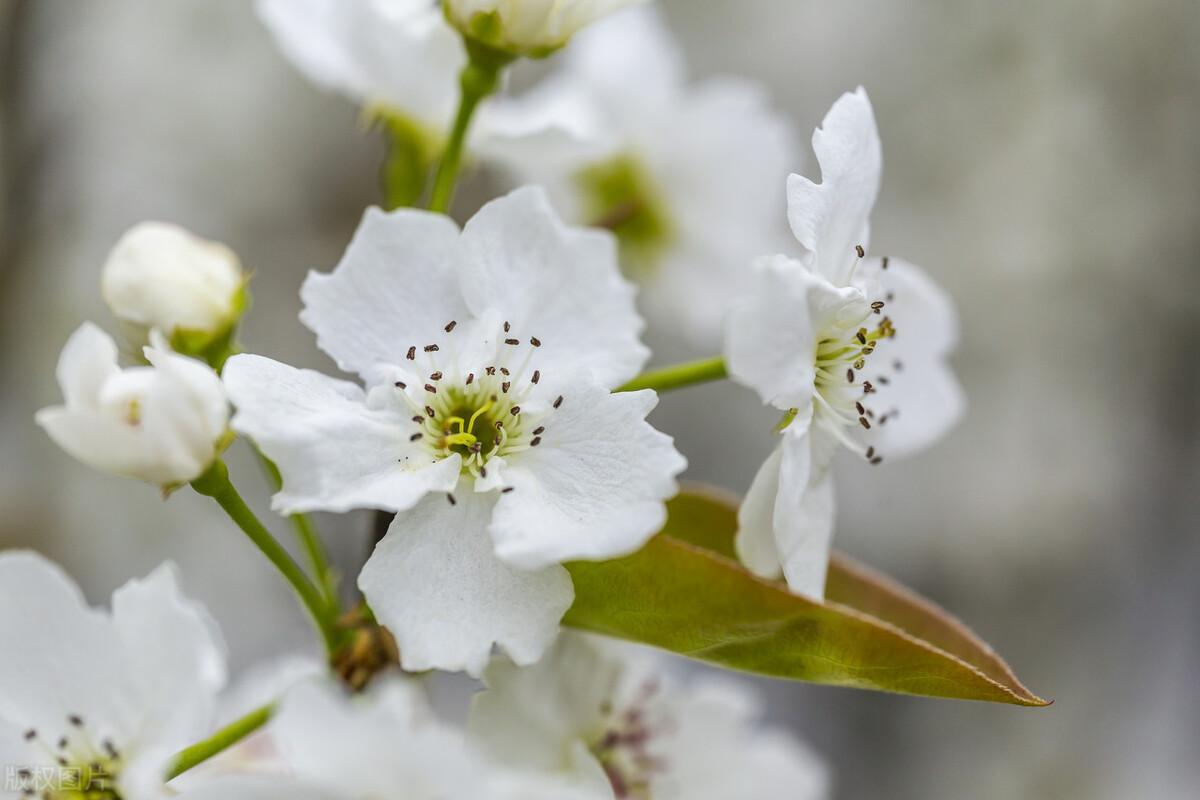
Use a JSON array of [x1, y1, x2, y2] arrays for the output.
[[499, 367, 510, 376], [859, 417, 871, 430], [882, 256, 890, 270], [486, 366, 496, 376], [502, 487, 514, 493], [530, 437, 542, 447], [394, 381, 406, 389], [466, 373, 474, 385], [424, 344, 439, 353], [855, 244, 865, 258], [503, 321, 511, 333], [533, 426, 545, 435], [510, 406, 521, 416], [444, 320, 457, 332], [429, 371, 443, 381], [424, 384, 437, 394], [411, 416, 423, 423], [504, 338, 520, 346], [502, 382, 511, 393], [447, 493, 457, 506], [406, 346, 416, 360], [553, 396, 563, 409], [530, 337, 541, 347], [531, 370, 540, 384], [425, 406, 436, 418], [846, 368, 855, 383], [410, 433, 423, 442]]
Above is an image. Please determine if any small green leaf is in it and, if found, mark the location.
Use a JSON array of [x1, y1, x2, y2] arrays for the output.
[[564, 487, 1048, 706]]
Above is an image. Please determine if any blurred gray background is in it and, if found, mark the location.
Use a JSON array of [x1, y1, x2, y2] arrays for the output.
[[1, 1, 1197, 797]]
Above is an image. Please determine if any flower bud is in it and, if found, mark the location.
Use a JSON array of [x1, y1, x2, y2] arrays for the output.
[[101, 222, 247, 356], [445, 0, 644, 59], [36, 323, 230, 486]]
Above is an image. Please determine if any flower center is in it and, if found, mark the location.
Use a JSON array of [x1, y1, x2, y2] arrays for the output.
[[576, 155, 675, 282], [392, 319, 563, 494], [802, 275, 898, 464], [15, 718, 124, 800], [589, 679, 667, 800]]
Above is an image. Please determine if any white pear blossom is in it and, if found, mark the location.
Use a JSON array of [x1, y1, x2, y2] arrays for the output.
[[469, 632, 830, 800], [445, 0, 645, 58], [255, 0, 465, 135], [222, 186, 686, 677], [35, 323, 230, 486], [725, 88, 965, 600], [176, 678, 599, 800], [480, 6, 796, 343], [101, 221, 245, 343], [0, 552, 226, 800]]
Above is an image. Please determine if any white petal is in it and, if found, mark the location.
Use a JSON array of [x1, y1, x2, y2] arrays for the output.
[[173, 775, 337, 800], [0, 553, 134, 738], [54, 322, 119, 408], [654, 678, 830, 800], [469, 633, 622, 786], [223, 354, 459, 514], [787, 87, 881, 286], [563, 4, 684, 112], [140, 345, 230, 471], [111, 563, 227, 747], [489, 383, 685, 570], [735, 445, 784, 579], [725, 255, 866, 411], [300, 206, 470, 383], [256, 0, 464, 129], [360, 492, 574, 677], [773, 430, 837, 601], [458, 187, 648, 389], [854, 257, 965, 458]]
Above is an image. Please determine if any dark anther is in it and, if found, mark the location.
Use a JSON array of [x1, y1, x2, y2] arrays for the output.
[[486, 366, 496, 376], [429, 371, 443, 381], [466, 373, 474, 385], [479, 466, 488, 478], [510, 406, 521, 416], [406, 346, 416, 360], [503, 321, 511, 333], [410, 433, 423, 442], [882, 256, 890, 270], [502, 487, 514, 493], [531, 437, 542, 447], [533, 426, 545, 435], [394, 381, 406, 389], [424, 344, 439, 353], [447, 494, 457, 506], [865, 446, 876, 459], [847, 368, 855, 383], [870, 455, 884, 465], [531, 370, 540, 384], [411, 416, 423, 423], [855, 402, 866, 415], [502, 382, 511, 393], [553, 395, 564, 409], [530, 337, 541, 347], [444, 320, 457, 332], [505, 338, 520, 346], [859, 416, 872, 430], [855, 244, 865, 258], [425, 406, 436, 417], [500, 367, 510, 376], [424, 384, 437, 394], [856, 330, 867, 345]]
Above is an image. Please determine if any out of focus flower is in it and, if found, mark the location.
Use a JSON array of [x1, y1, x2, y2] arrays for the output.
[[256, 0, 464, 136], [445, 0, 645, 59], [223, 187, 685, 677], [481, 6, 796, 344], [36, 323, 230, 486], [470, 632, 830, 799], [0, 552, 226, 800], [725, 88, 964, 599], [101, 222, 246, 354], [176, 679, 599, 800]]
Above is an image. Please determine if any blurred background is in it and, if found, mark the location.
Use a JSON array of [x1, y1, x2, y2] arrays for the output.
[[1, 1, 1197, 797]]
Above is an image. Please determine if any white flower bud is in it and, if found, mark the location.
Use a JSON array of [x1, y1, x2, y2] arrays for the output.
[[445, 0, 644, 58], [101, 221, 245, 343], [36, 323, 230, 486]]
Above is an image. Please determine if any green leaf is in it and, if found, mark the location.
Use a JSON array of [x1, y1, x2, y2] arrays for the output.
[[564, 486, 1048, 706]]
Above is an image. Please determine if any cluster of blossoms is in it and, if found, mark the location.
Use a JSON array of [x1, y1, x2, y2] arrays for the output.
[[14, 1, 970, 798]]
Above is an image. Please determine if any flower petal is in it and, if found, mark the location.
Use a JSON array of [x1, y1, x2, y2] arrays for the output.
[[300, 206, 470, 383], [458, 187, 648, 389], [489, 382, 685, 570], [223, 354, 459, 513], [256, 0, 464, 129], [111, 563, 227, 747], [54, 322, 120, 409], [360, 492, 574, 677], [470, 633, 623, 786], [725, 255, 866, 412], [787, 87, 881, 286], [773, 430, 837, 601], [0, 553, 133, 739], [735, 444, 784, 580]]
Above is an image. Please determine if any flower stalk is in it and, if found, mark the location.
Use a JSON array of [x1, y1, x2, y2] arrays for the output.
[[427, 50, 508, 213], [165, 703, 275, 781], [191, 460, 341, 653], [618, 356, 727, 394]]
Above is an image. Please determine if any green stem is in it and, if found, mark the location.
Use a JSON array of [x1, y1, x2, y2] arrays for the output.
[[427, 56, 504, 214], [254, 450, 339, 608], [192, 460, 341, 654], [165, 703, 274, 781], [617, 356, 728, 394]]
